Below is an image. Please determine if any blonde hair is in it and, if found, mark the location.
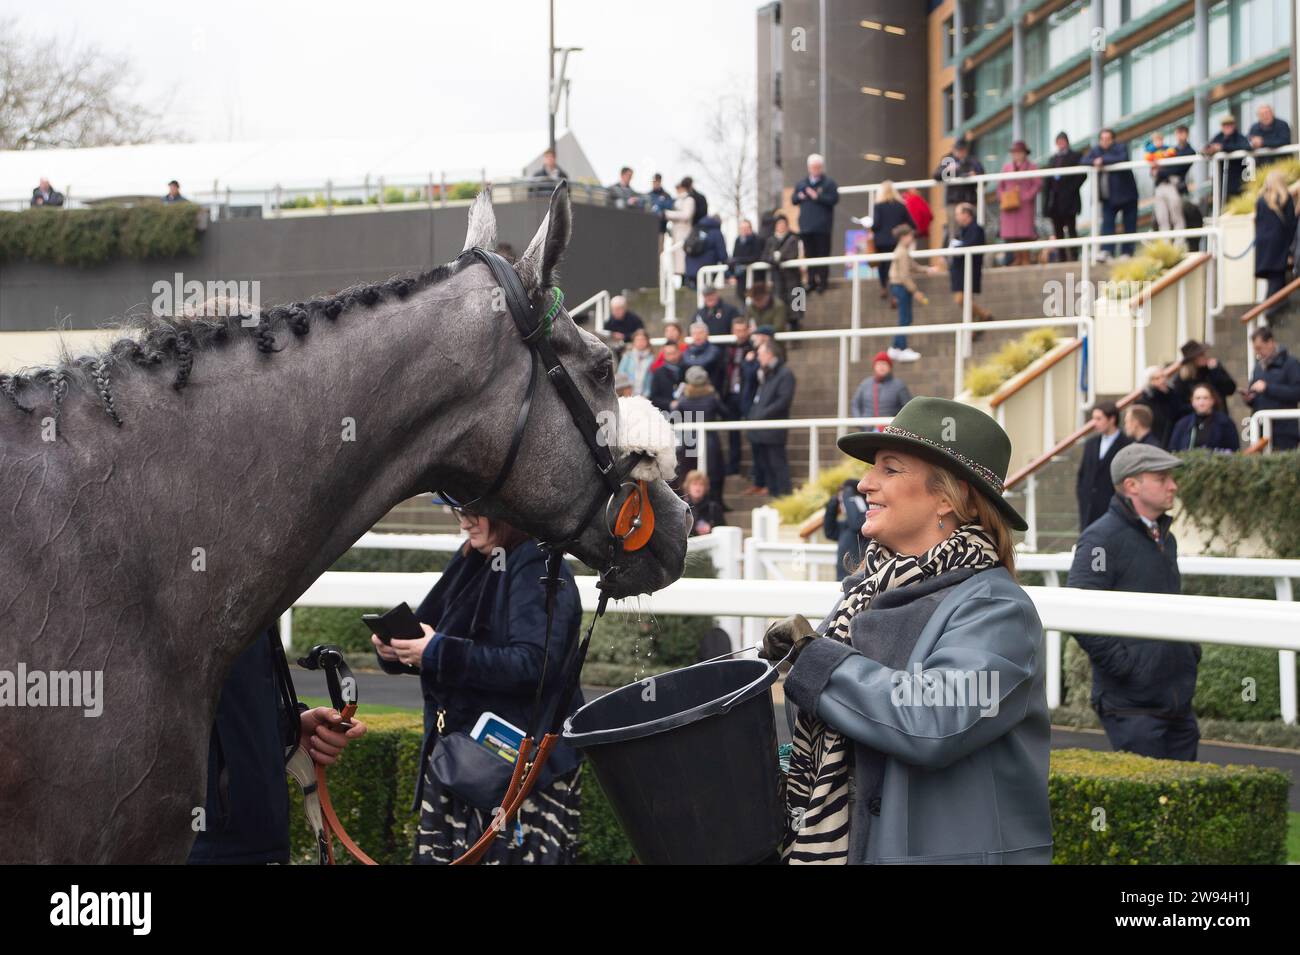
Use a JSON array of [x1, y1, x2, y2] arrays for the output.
[[683, 469, 710, 492], [1261, 170, 1293, 215], [927, 466, 1017, 575], [877, 179, 900, 203]]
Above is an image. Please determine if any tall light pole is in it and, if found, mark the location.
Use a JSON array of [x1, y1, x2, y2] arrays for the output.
[[548, 1, 581, 154], [548, 0, 555, 153]]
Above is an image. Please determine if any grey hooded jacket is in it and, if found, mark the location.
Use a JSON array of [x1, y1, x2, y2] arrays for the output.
[[784, 564, 1052, 864]]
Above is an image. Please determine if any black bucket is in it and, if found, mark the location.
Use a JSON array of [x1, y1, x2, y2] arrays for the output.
[[562, 657, 783, 865]]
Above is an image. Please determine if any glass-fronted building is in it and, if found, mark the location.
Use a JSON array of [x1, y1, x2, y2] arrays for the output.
[[935, 0, 1295, 229], [756, 0, 1298, 240]]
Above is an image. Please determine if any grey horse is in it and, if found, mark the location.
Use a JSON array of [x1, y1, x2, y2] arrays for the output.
[[0, 184, 689, 862]]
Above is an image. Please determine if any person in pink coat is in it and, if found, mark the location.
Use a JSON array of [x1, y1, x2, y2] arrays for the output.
[[997, 140, 1041, 265]]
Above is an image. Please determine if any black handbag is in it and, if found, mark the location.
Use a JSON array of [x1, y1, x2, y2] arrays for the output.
[[428, 717, 563, 811]]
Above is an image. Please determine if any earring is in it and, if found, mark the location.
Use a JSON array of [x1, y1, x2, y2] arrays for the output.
[[938, 517, 945, 530]]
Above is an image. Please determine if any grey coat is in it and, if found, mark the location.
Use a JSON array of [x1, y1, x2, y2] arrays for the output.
[[784, 565, 1052, 864]]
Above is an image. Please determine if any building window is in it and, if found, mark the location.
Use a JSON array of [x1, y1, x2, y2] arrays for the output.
[[977, 121, 1013, 172], [960, 0, 1007, 44], [1104, 0, 1167, 28], [1048, 76, 1093, 148], [969, 46, 1013, 114], [944, 83, 956, 133], [1208, 0, 1290, 77], [1127, 19, 1194, 115], [944, 16, 956, 61]]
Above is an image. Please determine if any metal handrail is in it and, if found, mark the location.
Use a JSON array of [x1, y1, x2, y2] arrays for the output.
[[1240, 275, 1300, 323]]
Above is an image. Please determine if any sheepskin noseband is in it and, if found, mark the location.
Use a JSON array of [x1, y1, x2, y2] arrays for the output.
[[616, 395, 677, 482]]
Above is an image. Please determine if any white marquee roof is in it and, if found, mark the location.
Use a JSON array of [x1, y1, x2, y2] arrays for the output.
[[0, 129, 598, 202]]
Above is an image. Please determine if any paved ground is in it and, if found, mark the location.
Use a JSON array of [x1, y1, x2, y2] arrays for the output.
[[301, 666, 1300, 812]]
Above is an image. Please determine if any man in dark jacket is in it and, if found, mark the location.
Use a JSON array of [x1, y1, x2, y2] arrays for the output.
[[693, 286, 741, 337], [729, 218, 764, 302], [933, 137, 984, 241], [1084, 128, 1139, 258], [604, 295, 644, 344], [1244, 326, 1300, 450], [1122, 403, 1163, 447], [1203, 114, 1252, 201], [1068, 444, 1199, 761], [1247, 104, 1292, 150], [30, 178, 64, 207], [189, 630, 365, 863], [1076, 401, 1132, 532], [722, 315, 758, 474], [649, 341, 684, 414], [682, 321, 726, 394], [745, 340, 796, 496], [792, 154, 839, 294]]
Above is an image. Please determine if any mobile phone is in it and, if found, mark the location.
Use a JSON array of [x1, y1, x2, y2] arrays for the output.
[[362, 602, 423, 645]]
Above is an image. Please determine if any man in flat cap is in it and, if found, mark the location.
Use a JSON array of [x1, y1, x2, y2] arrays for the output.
[[1067, 444, 1200, 761]]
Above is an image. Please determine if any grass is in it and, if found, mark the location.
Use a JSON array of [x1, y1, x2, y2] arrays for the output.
[[298, 694, 420, 716], [1289, 812, 1300, 863]]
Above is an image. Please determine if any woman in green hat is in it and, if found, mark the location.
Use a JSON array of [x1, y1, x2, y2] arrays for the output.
[[763, 396, 1051, 864]]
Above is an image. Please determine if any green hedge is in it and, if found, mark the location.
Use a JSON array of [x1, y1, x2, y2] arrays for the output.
[[0, 203, 201, 267], [1049, 748, 1289, 864], [1174, 450, 1300, 558], [285, 721, 1289, 864]]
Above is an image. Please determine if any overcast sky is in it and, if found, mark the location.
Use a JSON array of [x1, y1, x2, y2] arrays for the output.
[[17, 0, 759, 192]]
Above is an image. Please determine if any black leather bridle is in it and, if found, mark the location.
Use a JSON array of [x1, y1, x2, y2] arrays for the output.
[[434, 246, 649, 565], [426, 249, 656, 854]]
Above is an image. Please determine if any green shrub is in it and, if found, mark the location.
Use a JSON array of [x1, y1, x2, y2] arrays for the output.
[[1049, 748, 1289, 864], [0, 203, 200, 266], [1224, 157, 1300, 215], [770, 457, 862, 525], [964, 327, 1060, 396], [286, 712, 424, 865], [1174, 449, 1300, 557], [287, 722, 1290, 864]]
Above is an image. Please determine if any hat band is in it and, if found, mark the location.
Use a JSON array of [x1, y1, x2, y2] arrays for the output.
[[881, 426, 1006, 494]]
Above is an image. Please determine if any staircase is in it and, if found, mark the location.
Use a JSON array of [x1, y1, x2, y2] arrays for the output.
[[377, 257, 1268, 543]]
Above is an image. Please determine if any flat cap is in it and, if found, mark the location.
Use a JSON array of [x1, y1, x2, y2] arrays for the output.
[[1110, 443, 1183, 485]]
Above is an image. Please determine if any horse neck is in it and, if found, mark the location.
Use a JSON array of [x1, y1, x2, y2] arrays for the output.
[[58, 287, 492, 675]]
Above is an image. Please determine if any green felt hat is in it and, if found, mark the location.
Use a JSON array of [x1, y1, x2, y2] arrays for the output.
[[838, 396, 1028, 532]]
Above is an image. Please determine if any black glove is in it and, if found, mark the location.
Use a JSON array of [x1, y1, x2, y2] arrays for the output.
[[759, 614, 817, 668]]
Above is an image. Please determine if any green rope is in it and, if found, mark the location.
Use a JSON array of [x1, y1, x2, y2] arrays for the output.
[[541, 287, 564, 338]]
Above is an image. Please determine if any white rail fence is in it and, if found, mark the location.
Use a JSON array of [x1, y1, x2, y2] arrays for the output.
[[1248, 409, 1300, 451], [284, 528, 1300, 723], [742, 530, 1299, 724]]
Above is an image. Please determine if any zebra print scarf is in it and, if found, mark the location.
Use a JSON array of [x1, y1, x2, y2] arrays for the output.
[[782, 522, 1000, 864]]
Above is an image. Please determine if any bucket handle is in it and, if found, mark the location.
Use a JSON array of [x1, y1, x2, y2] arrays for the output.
[[712, 648, 792, 716]]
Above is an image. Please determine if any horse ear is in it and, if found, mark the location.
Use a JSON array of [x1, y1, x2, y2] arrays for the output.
[[516, 181, 572, 292], [462, 187, 497, 252]]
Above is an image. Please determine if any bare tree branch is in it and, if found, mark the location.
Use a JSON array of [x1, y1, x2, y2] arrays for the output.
[[0, 18, 173, 150], [678, 84, 757, 231]]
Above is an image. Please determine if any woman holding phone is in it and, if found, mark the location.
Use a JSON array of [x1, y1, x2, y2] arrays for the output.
[[762, 397, 1051, 864], [372, 503, 585, 864]]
